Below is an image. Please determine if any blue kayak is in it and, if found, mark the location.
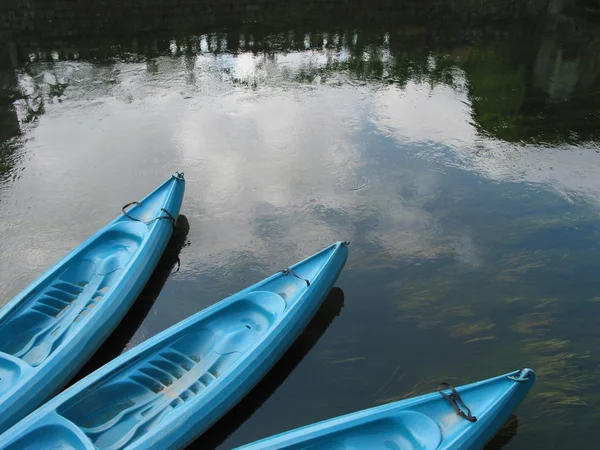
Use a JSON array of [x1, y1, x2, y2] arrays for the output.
[[235, 368, 536, 450], [0, 173, 185, 434], [0, 241, 349, 450]]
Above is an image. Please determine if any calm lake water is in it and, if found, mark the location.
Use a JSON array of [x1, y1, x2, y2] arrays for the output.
[[1, 7, 600, 449]]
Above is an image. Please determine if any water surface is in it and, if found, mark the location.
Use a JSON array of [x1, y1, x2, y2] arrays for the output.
[[1, 9, 599, 449]]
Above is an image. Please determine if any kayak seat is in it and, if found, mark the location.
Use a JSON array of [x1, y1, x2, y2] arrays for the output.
[[0, 353, 25, 397], [3, 424, 90, 450], [0, 222, 146, 367], [302, 412, 442, 450], [58, 292, 286, 450], [206, 292, 287, 354]]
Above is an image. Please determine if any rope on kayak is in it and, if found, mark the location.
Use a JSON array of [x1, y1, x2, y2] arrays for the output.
[[281, 267, 310, 287], [438, 382, 477, 423], [122, 202, 177, 229]]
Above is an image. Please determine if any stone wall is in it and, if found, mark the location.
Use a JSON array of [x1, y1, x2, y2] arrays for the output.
[[0, 0, 587, 43]]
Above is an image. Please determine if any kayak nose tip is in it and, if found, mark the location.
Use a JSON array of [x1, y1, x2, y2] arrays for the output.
[[508, 368, 536, 382], [173, 172, 185, 181]]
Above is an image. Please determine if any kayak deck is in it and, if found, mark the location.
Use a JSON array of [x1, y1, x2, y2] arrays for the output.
[[0, 242, 348, 450], [0, 222, 146, 369]]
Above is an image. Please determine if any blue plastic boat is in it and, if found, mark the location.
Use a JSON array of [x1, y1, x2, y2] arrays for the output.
[[0, 173, 185, 434], [0, 241, 349, 450], [235, 368, 536, 450]]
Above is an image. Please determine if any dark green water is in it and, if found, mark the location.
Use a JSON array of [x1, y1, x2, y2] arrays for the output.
[[1, 6, 600, 449]]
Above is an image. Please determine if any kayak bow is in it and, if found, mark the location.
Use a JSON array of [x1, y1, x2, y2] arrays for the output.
[[235, 368, 535, 450], [0, 173, 185, 433]]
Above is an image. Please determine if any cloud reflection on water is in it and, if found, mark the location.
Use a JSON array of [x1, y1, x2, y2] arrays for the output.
[[4, 37, 599, 302]]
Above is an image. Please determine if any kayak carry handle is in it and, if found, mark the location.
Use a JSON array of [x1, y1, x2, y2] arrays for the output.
[[508, 368, 535, 382]]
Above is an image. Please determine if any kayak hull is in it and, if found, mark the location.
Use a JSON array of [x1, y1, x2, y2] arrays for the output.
[[0, 174, 185, 433], [235, 368, 536, 450], [0, 241, 349, 450]]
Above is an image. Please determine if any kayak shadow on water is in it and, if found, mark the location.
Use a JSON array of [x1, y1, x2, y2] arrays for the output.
[[188, 286, 345, 450], [69, 214, 191, 385], [484, 415, 519, 449]]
